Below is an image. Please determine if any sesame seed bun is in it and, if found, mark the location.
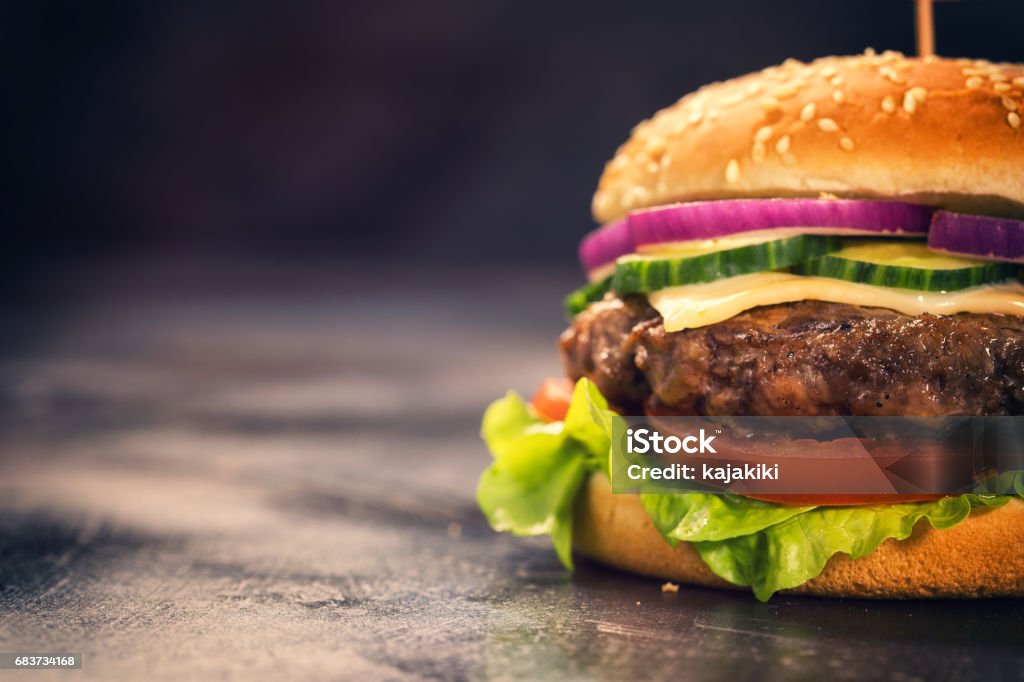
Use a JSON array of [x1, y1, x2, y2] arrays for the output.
[[574, 473, 1024, 598], [593, 52, 1024, 223]]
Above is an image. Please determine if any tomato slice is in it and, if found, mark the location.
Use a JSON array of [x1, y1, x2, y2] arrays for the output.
[[742, 493, 946, 507], [531, 378, 575, 422]]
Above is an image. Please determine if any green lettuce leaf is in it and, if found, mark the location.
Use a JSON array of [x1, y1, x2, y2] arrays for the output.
[[477, 380, 614, 567], [478, 380, 1024, 599], [641, 493, 814, 543], [693, 494, 1009, 601], [974, 469, 1024, 497]]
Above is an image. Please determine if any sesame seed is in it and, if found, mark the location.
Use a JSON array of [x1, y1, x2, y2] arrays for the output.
[[625, 185, 650, 206], [903, 92, 917, 114], [752, 141, 767, 163], [966, 77, 984, 89], [1002, 97, 1019, 112], [830, 75, 845, 87], [821, 66, 838, 78], [722, 92, 744, 107], [800, 102, 817, 121], [880, 67, 904, 84], [864, 47, 877, 56], [881, 95, 896, 113], [755, 126, 773, 142], [995, 83, 1012, 92], [746, 82, 763, 96], [1009, 112, 1021, 129], [725, 159, 741, 183], [687, 110, 704, 125], [773, 83, 800, 99], [909, 87, 927, 102], [817, 118, 839, 132], [775, 135, 791, 154], [832, 90, 845, 103], [963, 68, 986, 76], [759, 96, 781, 111], [839, 136, 855, 151]]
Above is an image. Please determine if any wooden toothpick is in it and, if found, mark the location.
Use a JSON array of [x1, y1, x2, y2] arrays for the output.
[[916, 0, 935, 57]]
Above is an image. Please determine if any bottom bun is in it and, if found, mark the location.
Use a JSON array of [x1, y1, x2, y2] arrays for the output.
[[573, 473, 1024, 598]]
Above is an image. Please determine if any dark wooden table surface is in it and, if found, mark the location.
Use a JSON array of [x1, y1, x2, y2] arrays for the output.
[[1, 261, 1022, 681]]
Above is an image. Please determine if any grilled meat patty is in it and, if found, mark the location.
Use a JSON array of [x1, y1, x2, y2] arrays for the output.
[[559, 294, 1024, 416]]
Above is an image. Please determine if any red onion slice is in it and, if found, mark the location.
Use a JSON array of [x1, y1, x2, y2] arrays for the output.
[[928, 211, 1024, 263], [630, 199, 933, 248], [579, 219, 632, 274]]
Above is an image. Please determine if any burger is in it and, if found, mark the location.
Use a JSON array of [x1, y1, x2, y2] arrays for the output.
[[477, 51, 1024, 600]]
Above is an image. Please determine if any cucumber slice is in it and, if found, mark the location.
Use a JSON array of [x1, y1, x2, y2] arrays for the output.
[[564, 277, 611, 316], [611, 235, 840, 293], [797, 241, 1020, 291]]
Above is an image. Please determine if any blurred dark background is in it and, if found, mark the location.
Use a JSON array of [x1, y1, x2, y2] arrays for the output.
[[6, 0, 1024, 283]]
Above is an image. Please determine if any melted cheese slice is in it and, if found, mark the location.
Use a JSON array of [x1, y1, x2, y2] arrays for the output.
[[647, 272, 1024, 332]]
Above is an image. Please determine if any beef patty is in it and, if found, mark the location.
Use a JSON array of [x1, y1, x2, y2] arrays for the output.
[[559, 294, 1024, 416]]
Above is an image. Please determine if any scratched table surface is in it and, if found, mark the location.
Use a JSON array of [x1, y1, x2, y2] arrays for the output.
[[1, 259, 1022, 682]]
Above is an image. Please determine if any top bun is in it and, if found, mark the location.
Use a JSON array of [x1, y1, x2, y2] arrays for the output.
[[593, 51, 1024, 223]]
